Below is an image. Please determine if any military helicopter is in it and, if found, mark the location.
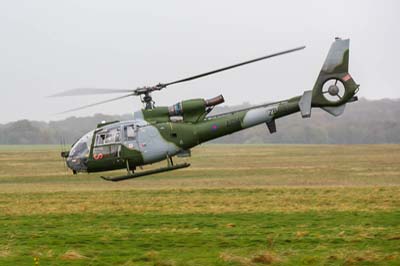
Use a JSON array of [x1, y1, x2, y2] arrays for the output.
[[53, 38, 359, 181]]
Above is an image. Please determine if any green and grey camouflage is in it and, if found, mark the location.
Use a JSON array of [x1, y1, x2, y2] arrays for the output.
[[63, 38, 359, 181]]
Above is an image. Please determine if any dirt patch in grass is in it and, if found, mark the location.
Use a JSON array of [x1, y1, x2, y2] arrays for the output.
[[220, 252, 251, 265], [251, 251, 280, 264], [327, 249, 400, 265], [220, 251, 281, 265], [60, 250, 87, 260], [387, 235, 400, 240], [295, 231, 309, 238], [0, 250, 10, 258]]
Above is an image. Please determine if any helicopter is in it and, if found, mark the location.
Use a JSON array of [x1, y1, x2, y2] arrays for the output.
[[53, 38, 359, 181]]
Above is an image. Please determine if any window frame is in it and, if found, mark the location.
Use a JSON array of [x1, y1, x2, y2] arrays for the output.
[[94, 126, 122, 147], [123, 124, 137, 142]]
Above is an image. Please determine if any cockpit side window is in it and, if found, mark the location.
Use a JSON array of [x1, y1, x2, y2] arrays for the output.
[[96, 133, 106, 146], [95, 127, 121, 146], [124, 124, 136, 141]]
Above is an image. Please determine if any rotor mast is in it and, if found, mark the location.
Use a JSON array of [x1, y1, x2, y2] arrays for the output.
[[141, 92, 154, 109], [134, 83, 165, 109]]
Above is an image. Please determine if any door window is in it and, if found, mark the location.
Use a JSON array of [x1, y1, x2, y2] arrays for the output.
[[95, 127, 121, 146], [124, 125, 136, 141]]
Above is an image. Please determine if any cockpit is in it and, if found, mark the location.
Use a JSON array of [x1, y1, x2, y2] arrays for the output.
[[65, 120, 141, 173]]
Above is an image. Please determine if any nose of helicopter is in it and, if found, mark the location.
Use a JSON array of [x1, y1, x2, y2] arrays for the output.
[[66, 156, 88, 173], [63, 130, 94, 173], [61, 151, 88, 173]]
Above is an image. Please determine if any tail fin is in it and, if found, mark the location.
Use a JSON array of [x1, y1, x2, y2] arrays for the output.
[[299, 38, 360, 117]]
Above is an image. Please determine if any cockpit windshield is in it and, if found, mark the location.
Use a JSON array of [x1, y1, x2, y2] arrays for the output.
[[69, 130, 94, 158]]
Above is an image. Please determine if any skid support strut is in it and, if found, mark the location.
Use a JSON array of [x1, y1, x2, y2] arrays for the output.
[[101, 156, 190, 182]]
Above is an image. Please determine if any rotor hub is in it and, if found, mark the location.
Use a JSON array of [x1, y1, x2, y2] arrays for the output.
[[328, 85, 339, 96]]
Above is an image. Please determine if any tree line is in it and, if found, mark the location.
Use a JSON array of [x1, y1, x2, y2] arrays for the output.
[[0, 98, 399, 145]]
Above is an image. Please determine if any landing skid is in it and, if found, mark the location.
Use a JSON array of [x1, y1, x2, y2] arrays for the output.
[[100, 162, 190, 182]]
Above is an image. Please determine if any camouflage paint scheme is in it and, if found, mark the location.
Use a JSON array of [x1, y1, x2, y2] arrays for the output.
[[66, 39, 359, 174]]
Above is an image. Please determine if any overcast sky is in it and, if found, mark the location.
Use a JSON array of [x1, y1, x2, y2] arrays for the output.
[[0, 0, 399, 123]]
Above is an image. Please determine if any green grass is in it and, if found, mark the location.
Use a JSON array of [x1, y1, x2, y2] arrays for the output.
[[0, 145, 399, 265], [1, 212, 399, 265]]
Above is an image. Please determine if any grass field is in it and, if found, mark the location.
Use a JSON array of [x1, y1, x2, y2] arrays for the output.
[[0, 144, 399, 265]]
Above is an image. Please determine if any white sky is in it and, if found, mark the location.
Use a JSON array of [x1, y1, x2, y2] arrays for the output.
[[0, 0, 399, 123]]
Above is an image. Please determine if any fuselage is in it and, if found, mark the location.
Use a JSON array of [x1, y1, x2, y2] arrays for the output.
[[66, 102, 289, 173]]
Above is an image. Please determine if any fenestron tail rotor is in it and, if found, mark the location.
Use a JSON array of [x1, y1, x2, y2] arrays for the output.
[[50, 45, 305, 113], [321, 79, 346, 103]]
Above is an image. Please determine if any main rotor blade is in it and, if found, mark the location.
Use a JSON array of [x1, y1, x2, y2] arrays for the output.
[[58, 93, 135, 114], [49, 88, 134, 97], [162, 46, 305, 87]]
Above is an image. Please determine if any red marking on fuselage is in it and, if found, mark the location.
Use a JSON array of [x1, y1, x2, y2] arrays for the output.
[[342, 74, 352, 82]]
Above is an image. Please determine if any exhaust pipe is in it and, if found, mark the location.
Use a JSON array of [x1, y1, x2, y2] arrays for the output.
[[205, 95, 224, 107]]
